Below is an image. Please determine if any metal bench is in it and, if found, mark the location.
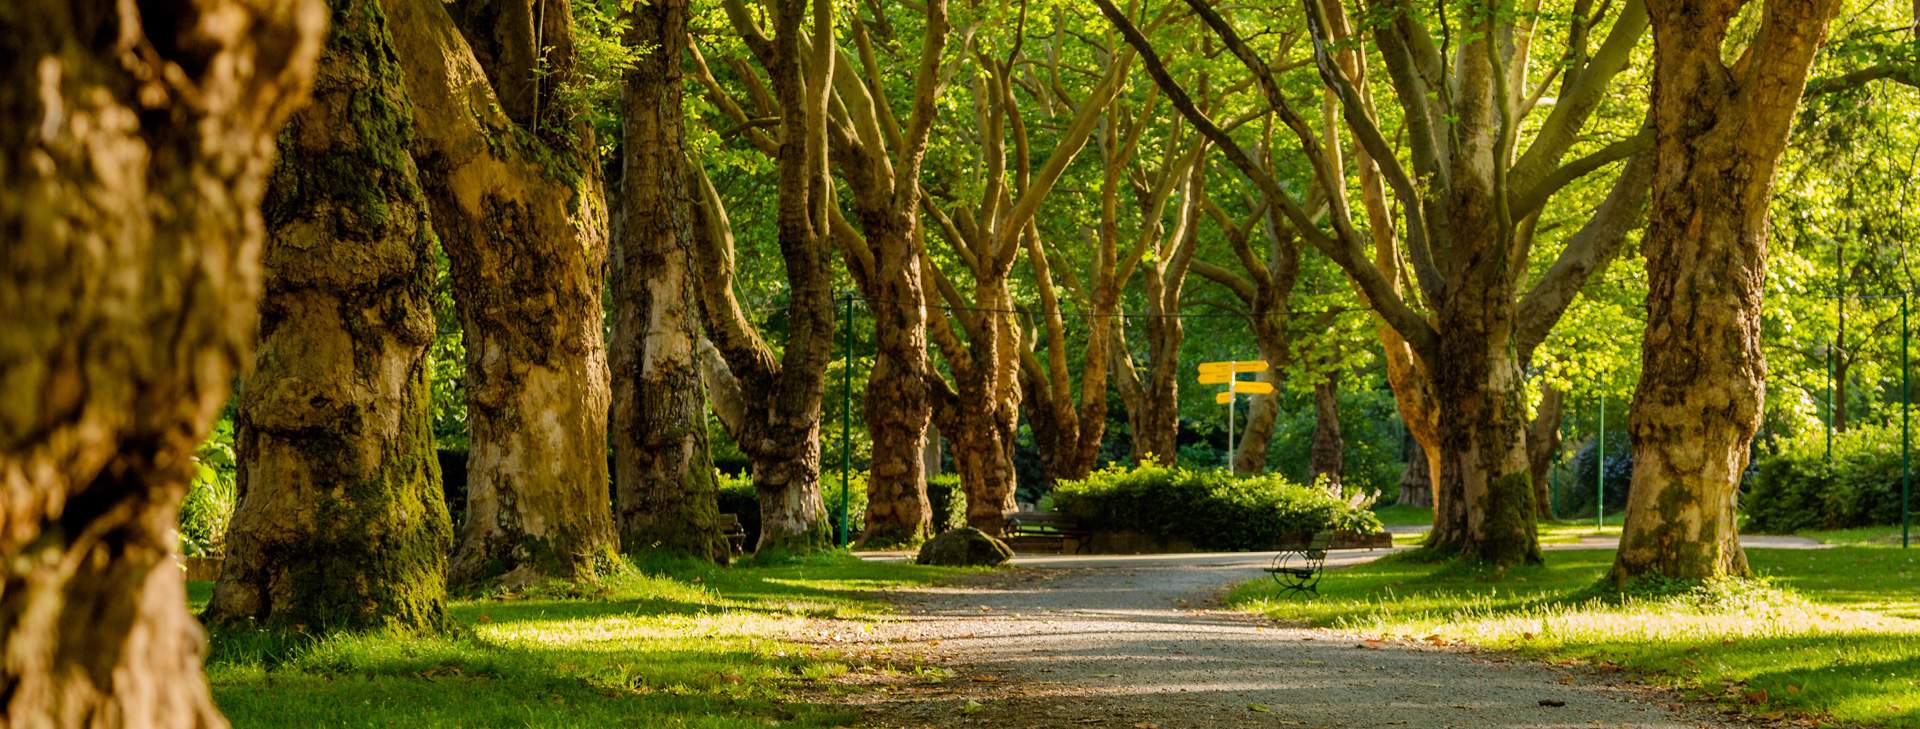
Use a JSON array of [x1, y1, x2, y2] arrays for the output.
[[1004, 511, 1093, 554], [719, 513, 747, 554], [1264, 531, 1332, 597]]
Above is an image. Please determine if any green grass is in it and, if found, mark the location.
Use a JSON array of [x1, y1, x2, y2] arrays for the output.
[[198, 552, 973, 729], [1232, 548, 1920, 727], [1370, 504, 1432, 526]]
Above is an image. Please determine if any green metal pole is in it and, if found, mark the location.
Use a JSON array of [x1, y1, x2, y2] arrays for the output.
[[1826, 341, 1834, 463], [840, 295, 852, 549], [1597, 390, 1605, 533], [1905, 293, 1910, 549]]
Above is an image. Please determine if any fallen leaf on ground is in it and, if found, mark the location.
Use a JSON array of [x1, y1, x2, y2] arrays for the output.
[[476, 615, 493, 624], [1539, 699, 1566, 707], [1744, 690, 1768, 704], [970, 677, 999, 682], [960, 699, 983, 714], [1787, 685, 1801, 693], [1247, 703, 1270, 713]]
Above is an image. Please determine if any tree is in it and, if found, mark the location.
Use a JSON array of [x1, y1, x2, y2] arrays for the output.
[[610, 0, 730, 561], [1039, 83, 1201, 478], [387, 0, 621, 586], [692, 0, 843, 552], [919, 14, 1132, 532], [1098, 0, 1656, 564], [1614, 0, 1842, 582], [822, 2, 951, 545], [208, 0, 454, 633], [0, 0, 324, 722]]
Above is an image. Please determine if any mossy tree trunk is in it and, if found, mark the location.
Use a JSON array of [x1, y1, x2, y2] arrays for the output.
[[208, 0, 454, 633], [0, 0, 323, 722], [1614, 0, 1839, 583], [610, 0, 728, 562], [387, 0, 620, 587]]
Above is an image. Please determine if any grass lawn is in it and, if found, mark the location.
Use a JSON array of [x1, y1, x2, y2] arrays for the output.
[[1232, 545, 1920, 727], [1370, 504, 1432, 526], [194, 553, 972, 729]]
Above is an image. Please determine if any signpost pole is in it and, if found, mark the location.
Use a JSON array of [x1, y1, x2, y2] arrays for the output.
[[1597, 390, 1605, 534], [840, 295, 852, 549]]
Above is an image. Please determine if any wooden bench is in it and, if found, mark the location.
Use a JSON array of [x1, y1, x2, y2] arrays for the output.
[[719, 513, 747, 554], [1264, 531, 1332, 597], [1004, 511, 1093, 554]]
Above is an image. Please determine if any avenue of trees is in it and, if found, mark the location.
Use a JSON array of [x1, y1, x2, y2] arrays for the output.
[[9, 0, 1920, 723]]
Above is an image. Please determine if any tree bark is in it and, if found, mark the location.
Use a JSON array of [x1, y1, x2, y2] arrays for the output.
[[1309, 370, 1344, 491], [692, 0, 842, 553], [1615, 0, 1840, 582], [821, 5, 951, 546], [0, 0, 324, 723], [208, 0, 453, 633], [1399, 438, 1435, 508], [387, 0, 620, 587], [1526, 385, 1565, 520], [611, 0, 729, 562]]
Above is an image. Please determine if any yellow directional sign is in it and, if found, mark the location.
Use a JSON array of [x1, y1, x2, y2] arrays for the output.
[[1198, 360, 1269, 375], [1198, 372, 1235, 384], [1211, 381, 1275, 398]]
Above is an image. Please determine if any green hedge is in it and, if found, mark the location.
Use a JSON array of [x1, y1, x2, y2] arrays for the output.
[[927, 474, 966, 534], [1051, 463, 1384, 551], [1747, 424, 1910, 534]]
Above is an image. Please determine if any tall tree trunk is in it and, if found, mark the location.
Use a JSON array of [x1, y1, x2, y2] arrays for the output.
[[931, 285, 1023, 534], [612, 0, 728, 562], [1615, 0, 1839, 582], [209, 0, 453, 633], [388, 0, 620, 587], [1309, 370, 1344, 491], [1399, 437, 1435, 508], [858, 231, 935, 545], [0, 0, 323, 723], [693, 0, 842, 553], [1526, 385, 1565, 520]]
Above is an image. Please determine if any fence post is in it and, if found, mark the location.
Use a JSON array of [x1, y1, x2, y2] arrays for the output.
[[1905, 292, 1911, 549]]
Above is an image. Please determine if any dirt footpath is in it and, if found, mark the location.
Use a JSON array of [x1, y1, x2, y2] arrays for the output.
[[838, 562, 1742, 729]]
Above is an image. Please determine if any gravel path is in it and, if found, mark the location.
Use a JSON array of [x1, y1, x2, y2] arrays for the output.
[[843, 560, 1742, 729]]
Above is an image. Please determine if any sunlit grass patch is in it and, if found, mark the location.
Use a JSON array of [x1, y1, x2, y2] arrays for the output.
[[200, 551, 974, 728], [1230, 549, 1920, 727]]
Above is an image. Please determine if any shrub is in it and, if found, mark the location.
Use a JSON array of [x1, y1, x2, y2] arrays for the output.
[[1746, 424, 1909, 534], [179, 419, 238, 556], [1051, 463, 1385, 551], [927, 474, 966, 534]]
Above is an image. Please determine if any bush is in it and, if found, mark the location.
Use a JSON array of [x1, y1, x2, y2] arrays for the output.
[[927, 474, 966, 534], [1747, 424, 1909, 533], [179, 419, 238, 556], [1051, 463, 1385, 551]]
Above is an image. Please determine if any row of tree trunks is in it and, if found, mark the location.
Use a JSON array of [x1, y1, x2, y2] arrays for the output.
[[0, 0, 325, 724], [209, 0, 454, 632], [1616, 0, 1841, 582], [610, 0, 730, 561], [387, 0, 621, 587]]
